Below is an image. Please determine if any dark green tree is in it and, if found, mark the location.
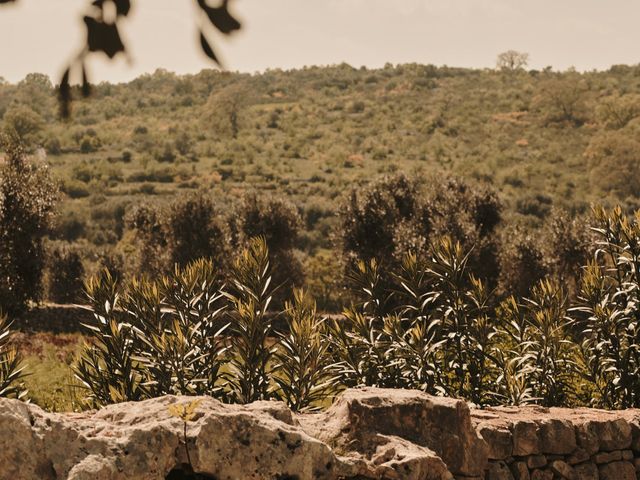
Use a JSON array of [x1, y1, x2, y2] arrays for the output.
[[0, 136, 58, 314]]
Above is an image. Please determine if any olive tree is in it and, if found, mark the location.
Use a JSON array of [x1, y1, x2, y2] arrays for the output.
[[0, 136, 58, 314], [496, 50, 529, 71]]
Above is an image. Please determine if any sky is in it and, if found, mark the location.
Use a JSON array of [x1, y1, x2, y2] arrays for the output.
[[1, 0, 640, 84]]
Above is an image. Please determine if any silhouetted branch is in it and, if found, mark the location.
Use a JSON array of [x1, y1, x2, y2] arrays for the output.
[[1, 0, 241, 118]]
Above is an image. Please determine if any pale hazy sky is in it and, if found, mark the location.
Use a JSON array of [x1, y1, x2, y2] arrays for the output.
[[1, 0, 640, 84]]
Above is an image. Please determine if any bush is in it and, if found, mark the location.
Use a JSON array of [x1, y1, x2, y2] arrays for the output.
[[339, 173, 502, 290], [76, 240, 338, 410], [498, 225, 547, 297], [495, 280, 576, 406], [232, 193, 304, 307], [46, 243, 85, 304], [76, 260, 228, 406], [330, 237, 497, 404], [61, 179, 91, 199], [0, 314, 26, 399], [70, 207, 640, 410], [273, 289, 335, 411], [223, 238, 277, 403], [572, 206, 640, 408], [165, 192, 230, 270]]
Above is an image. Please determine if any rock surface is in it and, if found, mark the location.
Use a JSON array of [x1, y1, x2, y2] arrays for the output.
[[1, 388, 640, 479]]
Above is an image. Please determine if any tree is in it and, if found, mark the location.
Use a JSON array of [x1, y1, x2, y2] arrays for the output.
[[0, 136, 58, 314], [203, 84, 248, 139], [496, 50, 529, 71], [585, 131, 640, 199], [126, 192, 230, 276], [14, 73, 53, 117], [540, 208, 594, 294], [596, 93, 640, 129], [533, 73, 589, 125], [2, 105, 44, 143]]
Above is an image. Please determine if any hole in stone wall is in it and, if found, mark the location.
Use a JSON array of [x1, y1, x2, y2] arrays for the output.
[[166, 464, 217, 480]]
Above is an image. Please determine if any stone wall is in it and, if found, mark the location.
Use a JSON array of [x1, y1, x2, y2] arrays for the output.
[[473, 405, 640, 480], [0, 387, 638, 480]]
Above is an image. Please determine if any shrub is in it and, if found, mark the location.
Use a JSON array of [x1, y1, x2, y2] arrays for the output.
[[76, 260, 228, 406], [330, 237, 498, 405], [46, 243, 85, 304], [223, 237, 277, 403], [0, 314, 27, 399], [339, 172, 502, 289], [75, 239, 338, 408], [572, 206, 640, 408], [495, 279, 576, 407], [273, 289, 335, 411], [585, 132, 640, 199], [62, 179, 91, 199], [232, 193, 304, 307], [69, 205, 640, 411], [74, 270, 147, 406], [2, 105, 43, 143], [129, 259, 228, 398], [165, 193, 230, 271]]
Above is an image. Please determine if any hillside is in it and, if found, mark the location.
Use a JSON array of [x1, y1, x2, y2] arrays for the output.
[[2, 63, 640, 288]]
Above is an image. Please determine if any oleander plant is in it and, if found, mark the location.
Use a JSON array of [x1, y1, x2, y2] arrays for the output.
[[1, 205, 638, 411]]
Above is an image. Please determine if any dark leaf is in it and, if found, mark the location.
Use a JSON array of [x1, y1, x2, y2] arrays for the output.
[[114, 0, 131, 16], [84, 15, 125, 59], [59, 67, 72, 119], [0, 0, 17, 3], [199, 31, 219, 65], [81, 64, 92, 98], [197, 0, 241, 34], [92, 0, 131, 16]]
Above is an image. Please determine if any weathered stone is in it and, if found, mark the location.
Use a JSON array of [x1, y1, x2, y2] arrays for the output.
[[510, 461, 530, 480], [526, 455, 547, 469], [513, 421, 540, 456], [599, 419, 632, 451], [573, 462, 598, 480], [539, 419, 576, 455], [530, 468, 553, 480], [567, 448, 589, 465], [577, 419, 632, 454], [0, 395, 348, 480], [629, 419, 640, 452], [592, 450, 622, 464], [480, 425, 513, 460], [4, 387, 640, 480], [487, 461, 515, 480], [550, 459, 575, 480], [306, 387, 488, 478], [598, 460, 635, 480], [576, 422, 600, 455], [0, 390, 469, 480]]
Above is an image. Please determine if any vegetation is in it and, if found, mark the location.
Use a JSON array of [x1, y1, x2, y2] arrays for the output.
[[4, 64, 640, 412], [0, 135, 58, 314], [0, 314, 27, 399]]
